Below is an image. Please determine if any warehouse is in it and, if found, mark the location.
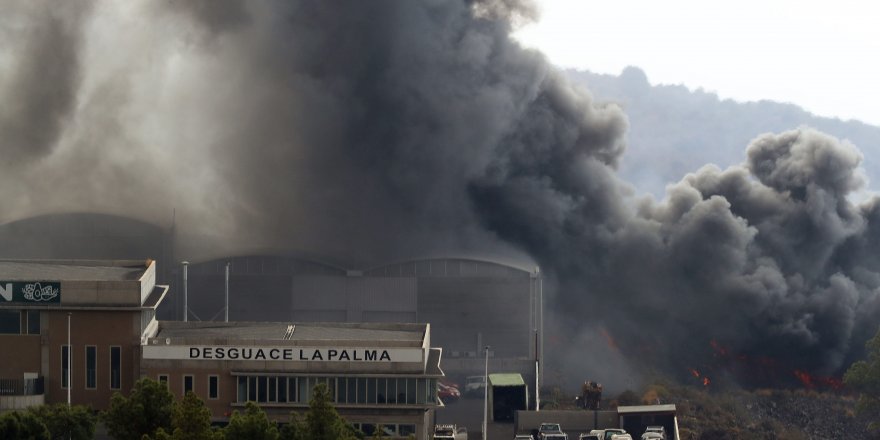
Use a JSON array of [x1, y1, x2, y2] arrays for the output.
[[141, 320, 443, 438], [0, 259, 445, 439], [0, 259, 165, 411], [0, 214, 543, 383]]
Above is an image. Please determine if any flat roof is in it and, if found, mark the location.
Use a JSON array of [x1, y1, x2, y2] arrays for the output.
[[0, 259, 148, 281], [489, 373, 525, 386], [617, 404, 677, 415], [154, 321, 427, 346]]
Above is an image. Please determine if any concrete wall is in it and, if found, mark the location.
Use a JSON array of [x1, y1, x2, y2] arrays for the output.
[[44, 310, 141, 410], [0, 334, 40, 378], [61, 280, 143, 306], [0, 394, 44, 411], [515, 410, 619, 437]]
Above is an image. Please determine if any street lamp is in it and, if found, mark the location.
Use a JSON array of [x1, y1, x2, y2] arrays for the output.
[[483, 345, 490, 440], [67, 312, 71, 407]]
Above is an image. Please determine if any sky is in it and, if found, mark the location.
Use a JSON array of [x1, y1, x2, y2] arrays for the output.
[[514, 0, 880, 126]]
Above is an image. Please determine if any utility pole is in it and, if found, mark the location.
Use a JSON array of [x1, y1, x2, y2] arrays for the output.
[[483, 345, 490, 440], [182, 261, 189, 322], [225, 261, 230, 322], [67, 312, 71, 407]]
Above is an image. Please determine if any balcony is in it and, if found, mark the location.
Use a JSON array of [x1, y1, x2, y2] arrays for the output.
[[0, 377, 45, 410]]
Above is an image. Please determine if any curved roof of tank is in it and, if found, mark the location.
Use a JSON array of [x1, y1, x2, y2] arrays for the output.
[[0, 212, 166, 260]]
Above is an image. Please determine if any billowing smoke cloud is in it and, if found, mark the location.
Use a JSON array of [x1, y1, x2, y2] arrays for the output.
[[1, 0, 878, 384], [474, 126, 880, 385]]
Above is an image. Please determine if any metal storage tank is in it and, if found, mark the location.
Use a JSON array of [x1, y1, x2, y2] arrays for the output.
[[180, 256, 541, 377]]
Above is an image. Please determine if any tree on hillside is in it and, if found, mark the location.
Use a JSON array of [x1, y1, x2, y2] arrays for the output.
[[102, 377, 174, 439], [0, 410, 51, 439], [224, 401, 279, 440], [28, 403, 96, 440], [844, 328, 880, 432]]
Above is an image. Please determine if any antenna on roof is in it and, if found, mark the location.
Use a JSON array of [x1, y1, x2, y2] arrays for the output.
[[225, 262, 230, 322], [181, 261, 189, 322]]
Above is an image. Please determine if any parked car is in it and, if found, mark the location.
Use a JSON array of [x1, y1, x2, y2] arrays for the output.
[[578, 435, 600, 440], [641, 426, 665, 440], [464, 375, 486, 397], [539, 422, 566, 440], [589, 429, 628, 440], [438, 380, 461, 402], [539, 423, 562, 433]]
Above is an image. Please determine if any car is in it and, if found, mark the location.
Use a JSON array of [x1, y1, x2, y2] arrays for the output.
[[515, 435, 536, 440], [539, 423, 566, 440], [539, 422, 562, 433], [589, 429, 628, 440], [641, 426, 665, 440], [578, 435, 600, 440], [438, 380, 461, 402], [464, 375, 486, 397], [433, 424, 459, 440]]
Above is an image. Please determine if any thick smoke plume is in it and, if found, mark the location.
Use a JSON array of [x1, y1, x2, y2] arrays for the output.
[[1, 0, 878, 384]]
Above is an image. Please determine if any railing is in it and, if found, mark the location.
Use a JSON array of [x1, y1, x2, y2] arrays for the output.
[[0, 377, 44, 396]]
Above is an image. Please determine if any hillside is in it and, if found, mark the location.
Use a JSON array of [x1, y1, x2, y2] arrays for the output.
[[565, 67, 880, 199], [552, 382, 878, 439]]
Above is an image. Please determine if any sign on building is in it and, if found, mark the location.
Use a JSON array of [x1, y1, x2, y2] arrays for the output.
[[0, 281, 61, 303]]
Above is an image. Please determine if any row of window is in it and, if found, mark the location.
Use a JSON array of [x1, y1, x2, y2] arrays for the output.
[[234, 376, 438, 406], [0, 309, 40, 335], [156, 374, 220, 400], [352, 422, 417, 437], [61, 345, 121, 390]]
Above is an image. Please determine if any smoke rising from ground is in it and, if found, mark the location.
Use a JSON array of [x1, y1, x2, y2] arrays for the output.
[[1, 0, 878, 383]]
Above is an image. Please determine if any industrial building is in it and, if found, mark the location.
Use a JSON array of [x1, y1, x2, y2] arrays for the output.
[[0, 213, 544, 382], [0, 259, 446, 439]]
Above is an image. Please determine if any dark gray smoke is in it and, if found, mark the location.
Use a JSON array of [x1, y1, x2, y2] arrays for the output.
[[0, 1, 92, 165], [1, 0, 878, 385]]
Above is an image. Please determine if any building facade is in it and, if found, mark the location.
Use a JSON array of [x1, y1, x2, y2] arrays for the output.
[[0, 259, 445, 439], [140, 321, 443, 438], [0, 259, 165, 411]]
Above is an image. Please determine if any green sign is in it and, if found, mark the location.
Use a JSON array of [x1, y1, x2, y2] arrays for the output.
[[0, 281, 61, 303]]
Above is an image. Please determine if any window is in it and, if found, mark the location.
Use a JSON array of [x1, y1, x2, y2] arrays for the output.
[[183, 375, 194, 395], [399, 424, 416, 436], [248, 376, 257, 401], [85, 346, 97, 389], [346, 377, 356, 404], [208, 376, 219, 399], [26, 310, 40, 334], [277, 377, 286, 402], [237, 376, 247, 402], [367, 377, 376, 404], [406, 378, 416, 404], [268, 377, 277, 402], [158, 374, 168, 387], [0, 309, 20, 334], [258, 376, 267, 402], [110, 346, 121, 389], [61, 345, 71, 389], [289, 377, 300, 403], [230, 375, 437, 406]]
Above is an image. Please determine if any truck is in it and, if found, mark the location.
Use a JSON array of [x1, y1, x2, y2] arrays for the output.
[[488, 373, 529, 422], [433, 424, 467, 440], [538, 422, 567, 440]]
